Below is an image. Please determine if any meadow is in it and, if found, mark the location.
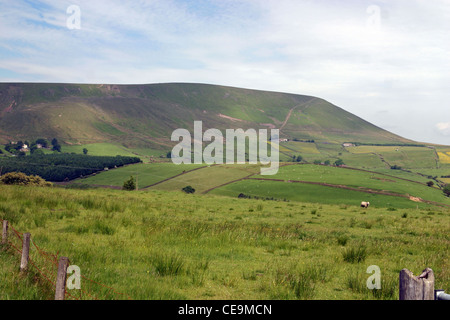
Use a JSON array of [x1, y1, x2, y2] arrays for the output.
[[76, 163, 206, 189], [0, 184, 448, 300]]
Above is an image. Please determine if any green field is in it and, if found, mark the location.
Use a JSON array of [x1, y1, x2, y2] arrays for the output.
[[76, 163, 206, 189], [248, 164, 450, 206], [61, 143, 167, 162], [148, 164, 262, 194], [0, 184, 448, 300], [211, 179, 436, 209], [346, 146, 438, 169], [77, 162, 450, 208]]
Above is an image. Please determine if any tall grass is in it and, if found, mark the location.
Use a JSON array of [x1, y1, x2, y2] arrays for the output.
[[0, 184, 448, 300], [342, 245, 368, 263]]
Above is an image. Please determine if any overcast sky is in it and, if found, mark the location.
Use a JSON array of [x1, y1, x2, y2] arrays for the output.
[[0, 0, 449, 145]]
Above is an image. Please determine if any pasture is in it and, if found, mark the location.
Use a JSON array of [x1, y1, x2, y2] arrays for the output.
[[76, 163, 206, 189], [249, 164, 450, 206], [0, 184, 448, 300]]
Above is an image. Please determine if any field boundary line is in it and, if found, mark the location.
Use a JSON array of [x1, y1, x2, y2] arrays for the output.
[[142, 164, 212, 189]]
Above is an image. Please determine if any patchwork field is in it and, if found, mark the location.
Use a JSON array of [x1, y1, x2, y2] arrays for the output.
[[147, 164, 262, 194], [248, 164, 450, 205], [75, 163, 206, 189], [346, 146, 438, 169]]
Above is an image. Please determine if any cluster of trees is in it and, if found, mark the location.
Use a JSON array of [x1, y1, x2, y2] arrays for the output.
[[312, 159, 344, 166], [3, 138, 62, 156], [444, 185, 450, 197], [292, 138, 315, 143], [0, 153, 141, 182]]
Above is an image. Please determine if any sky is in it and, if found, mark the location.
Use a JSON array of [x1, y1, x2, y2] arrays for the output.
[[0, 0, 449, 145]]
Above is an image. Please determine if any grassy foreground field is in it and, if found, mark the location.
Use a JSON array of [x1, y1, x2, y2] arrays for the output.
[[0, 184, 448, 300]]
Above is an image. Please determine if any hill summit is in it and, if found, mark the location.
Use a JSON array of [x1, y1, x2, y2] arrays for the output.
[[0, 82, 414, 149]]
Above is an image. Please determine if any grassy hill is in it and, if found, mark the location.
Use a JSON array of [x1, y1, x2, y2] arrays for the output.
[[0, 82, 449, 301], [0, 83, 416, 151]]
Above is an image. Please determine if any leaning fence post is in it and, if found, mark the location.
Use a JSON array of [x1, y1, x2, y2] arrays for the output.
[[399, 268, 435, 300], [20, 233, 31, 272], [2, 220, 8, 245], [55, 257, 70, 300]]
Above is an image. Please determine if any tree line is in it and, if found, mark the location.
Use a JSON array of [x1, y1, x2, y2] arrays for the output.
[[0, 153, 141, 182]]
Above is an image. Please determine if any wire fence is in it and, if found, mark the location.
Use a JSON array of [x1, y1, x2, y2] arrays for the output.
[[0, 218, 133, 300]]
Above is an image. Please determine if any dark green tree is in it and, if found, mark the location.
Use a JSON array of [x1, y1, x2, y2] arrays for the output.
[[444, 185, 450, 197], [334, 159, 344, 166], [83, 148, 88, 155], [51, 138, 61, 152], [15, 141, 23, 151], [36, 138, 49, 148], [122, 176, 136, 191]]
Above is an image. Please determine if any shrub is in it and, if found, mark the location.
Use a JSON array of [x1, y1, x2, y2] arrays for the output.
[[182, 186, 195, 194], [0, 172, 52, 187]]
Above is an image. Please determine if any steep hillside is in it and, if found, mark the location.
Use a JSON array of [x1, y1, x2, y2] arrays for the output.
[[0, 82, 415, 149]]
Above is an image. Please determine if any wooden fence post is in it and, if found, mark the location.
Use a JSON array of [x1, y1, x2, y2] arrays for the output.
[[20, 233, 31, 272], [2, 220, 8, 245], [399, 268, 435, 300], [55, 257, 70, 300]]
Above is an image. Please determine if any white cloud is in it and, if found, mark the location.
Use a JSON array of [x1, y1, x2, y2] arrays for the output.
[[436, 122, 450, 136]]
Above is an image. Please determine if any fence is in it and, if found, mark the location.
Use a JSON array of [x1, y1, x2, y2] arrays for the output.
[[1, 218, 132, 300]]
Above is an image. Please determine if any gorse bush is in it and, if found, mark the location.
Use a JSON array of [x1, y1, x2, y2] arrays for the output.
[[0, 172, 52, 187]]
